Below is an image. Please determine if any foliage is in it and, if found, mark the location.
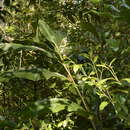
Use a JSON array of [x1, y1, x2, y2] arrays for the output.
[[0, 0, 130, 129]]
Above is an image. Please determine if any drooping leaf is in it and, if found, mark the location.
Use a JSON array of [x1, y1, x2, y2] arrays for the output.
[[42, 69, 68, 81], [121, 78, 130, 87], [14, 71, 41, 81], [96, 64, 109, 70], [122, 78, 130, 83], [0, 69, 68, 82], [110, 89, 128, 94], [0, 69, 42, 82], [90, 10, 114, 19], [96, 78, 114, 87], [0, 43, 52, 58]]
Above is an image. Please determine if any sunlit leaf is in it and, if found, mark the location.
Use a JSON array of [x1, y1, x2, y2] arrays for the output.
[[121, 78, 130, 86], [122, 78, 130, 83], [29, 98, 88, 119], [90, 0, 101, 3], [93, 56, 98, 63], [96, 64, 109, 70], [99, 101, 109, 111], [109, 58, 116, 66], [96, 78, 114, 87], [42, 69, 68, 80], [73, 64, 82, 73]]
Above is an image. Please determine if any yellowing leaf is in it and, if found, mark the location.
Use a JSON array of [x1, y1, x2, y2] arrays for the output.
[[90, 0, 101, 3], [99, 101, 109, 111], [122, 78, 130, 83], [121, 78, 130, 86], [96, 78, 114, 87], [93, 56, 98, 63], [73, 64, 82, 73]]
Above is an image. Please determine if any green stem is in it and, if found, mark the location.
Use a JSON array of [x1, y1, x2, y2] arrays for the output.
[[56, 44, 97, 130], [62, 61, 96, 130]]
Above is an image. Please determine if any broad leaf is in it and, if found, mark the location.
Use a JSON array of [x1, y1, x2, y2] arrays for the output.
[[29, 98, 87, 119], [0, 69, 42, 82], [38, 19, 64, 46], [42, 69, 67, 81]]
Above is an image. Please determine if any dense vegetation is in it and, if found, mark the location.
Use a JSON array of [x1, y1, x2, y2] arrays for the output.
[[0, 0, 130, 129]]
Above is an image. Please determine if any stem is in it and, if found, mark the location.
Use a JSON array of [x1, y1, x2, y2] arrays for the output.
[[55, 44, 97, 130], [92, 61, 99, 80], [19, 50, 22, 69], [63, 63, 96, 130], [107, 65, 119, 81]]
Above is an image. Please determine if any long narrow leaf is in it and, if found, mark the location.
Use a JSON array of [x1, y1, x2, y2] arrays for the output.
[[0, 69, 68, 82], [38, 19, 64, 45], [0, 43, 52, 58]]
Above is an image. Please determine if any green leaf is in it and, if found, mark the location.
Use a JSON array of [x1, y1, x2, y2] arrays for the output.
[[93, 56, 98, 63], [107, 39, 120, 52], [0, 69, 42, 82], [0, 43, 52, 58], [109, 58, 116, 66], [122, 78, 130, 83], [81, 22, 99, 39], [29, 98, 87, 119], [0, 72, 13, 82], [99, 101, 109, 111], [0, 120, 16, 129], [38, 19, 64, 45], [0, 69, 67, 82], [96, 78, 114, 87], [110, 89, 128, 94], [42, 69, 68, 80], [14, 71, 41, 81], [120, 2, 130, 24], [73, 64, 82, 73], [90, 10, 114, 19], [38, 19, 56, 44], [90, 0, 101, 3], [121, 78, 130, 87]]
